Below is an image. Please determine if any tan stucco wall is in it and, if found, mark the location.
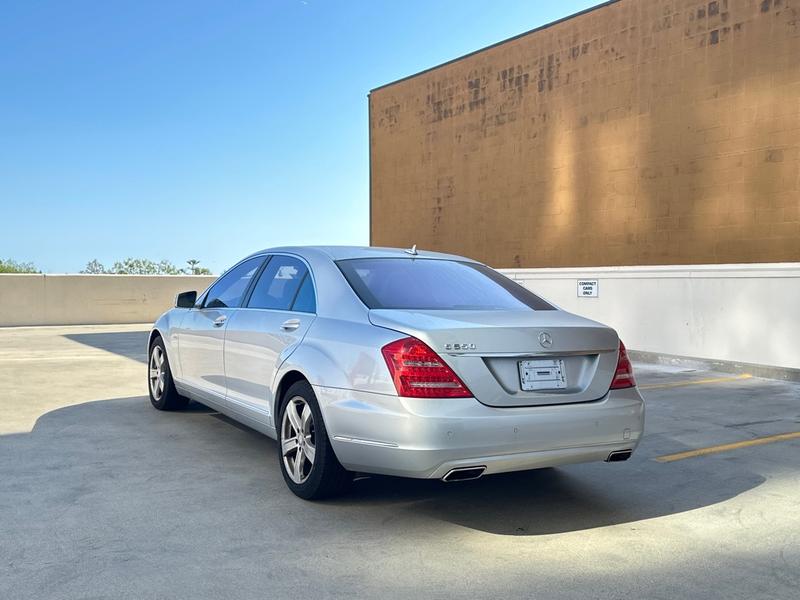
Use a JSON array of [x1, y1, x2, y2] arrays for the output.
[[369, 0, 800, 268], [0, 275, 216, 326]]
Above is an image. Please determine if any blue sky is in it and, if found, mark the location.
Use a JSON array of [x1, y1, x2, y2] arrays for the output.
[[1, 0, 600, 273]]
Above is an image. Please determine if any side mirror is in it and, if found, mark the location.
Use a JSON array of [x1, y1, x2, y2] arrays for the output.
[[175, 290, 197, 308]]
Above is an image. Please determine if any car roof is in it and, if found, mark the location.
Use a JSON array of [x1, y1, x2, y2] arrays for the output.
[[245, 245, 478, 263]]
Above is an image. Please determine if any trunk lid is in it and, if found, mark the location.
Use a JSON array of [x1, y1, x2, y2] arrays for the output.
[[369, 308, 619, 407]]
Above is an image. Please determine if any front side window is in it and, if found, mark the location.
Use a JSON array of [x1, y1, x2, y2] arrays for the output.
[[247, 255, 314, 312], [337, 258, 554, 311], [204, 257, 263, 309]]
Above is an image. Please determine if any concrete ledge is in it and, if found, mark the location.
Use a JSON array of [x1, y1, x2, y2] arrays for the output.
[[504, 262, 800, 279], [629, 350, 800, 383], [3, 263, 799, 373], [0, 274, 216, 326]]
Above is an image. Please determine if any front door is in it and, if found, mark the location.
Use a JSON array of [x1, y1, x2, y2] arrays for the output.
[[174, 256, 264, 401]]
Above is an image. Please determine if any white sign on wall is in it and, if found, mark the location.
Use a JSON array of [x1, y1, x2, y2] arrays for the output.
[[577, 279, 599, 298]]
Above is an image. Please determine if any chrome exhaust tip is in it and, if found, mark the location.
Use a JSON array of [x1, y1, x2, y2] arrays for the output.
[[606, 449, 633, 462], [442, 466, 486, 482]]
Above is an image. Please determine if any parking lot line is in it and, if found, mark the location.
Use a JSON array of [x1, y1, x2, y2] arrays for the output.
[[655, 431, 800, 463], [639, 373, 752, 390]]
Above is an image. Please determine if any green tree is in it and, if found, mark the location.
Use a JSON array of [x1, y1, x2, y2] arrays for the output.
[[157, 260, 182, 275], [111, 258, 182, 275], [185, 259, 211, 275], [0, 258, 40, 273], [81, 259, 109, 274], [80, 257, 213, 275], [112, 258, 156, 274]]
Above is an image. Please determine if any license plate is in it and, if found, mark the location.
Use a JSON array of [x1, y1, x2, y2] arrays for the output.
[[518, 359, 567, 391]]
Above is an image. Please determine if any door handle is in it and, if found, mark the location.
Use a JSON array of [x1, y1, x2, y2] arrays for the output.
[[213, 315, 227, 327], [281, 318, 301, 331]]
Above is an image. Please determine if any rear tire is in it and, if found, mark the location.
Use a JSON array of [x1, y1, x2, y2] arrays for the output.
[[148, 336, 189, 411], [277, 380, 351, 500]]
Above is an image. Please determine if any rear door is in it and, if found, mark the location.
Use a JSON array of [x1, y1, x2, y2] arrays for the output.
[[224, 254, 316, 421], [174, 256, 264, 400]]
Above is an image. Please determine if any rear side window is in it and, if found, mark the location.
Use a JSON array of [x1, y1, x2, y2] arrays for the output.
[[247, 255, 314, 312], [291, 275, 316, 313], [336, 258, 554, 311]]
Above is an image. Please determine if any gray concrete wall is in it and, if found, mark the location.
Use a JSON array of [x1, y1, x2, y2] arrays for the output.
[[2, 265, 798, 370], [0, 274, 216, 326], [502, 262, 800, 370]]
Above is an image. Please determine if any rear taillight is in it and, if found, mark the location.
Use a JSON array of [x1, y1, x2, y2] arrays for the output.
[[381, 337, 473, 398], [610, 340, 636, 389]]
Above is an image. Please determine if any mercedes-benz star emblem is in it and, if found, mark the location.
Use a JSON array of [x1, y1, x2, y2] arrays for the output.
[[538, 331, 553, 348]]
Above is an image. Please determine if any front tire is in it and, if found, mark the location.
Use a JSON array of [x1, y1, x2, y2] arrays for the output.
[[148, 336, 189, 411], [278, 380, 351, 499]]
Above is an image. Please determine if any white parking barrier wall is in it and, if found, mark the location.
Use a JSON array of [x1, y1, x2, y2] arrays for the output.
[[502, 263, 800, 371], [2, 265, 799, 371]]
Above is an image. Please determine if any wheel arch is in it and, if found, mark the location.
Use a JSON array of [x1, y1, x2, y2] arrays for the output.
[[147, 328, 163, 350], [147, 327, 183, 381], [273, 369, 310, 418]]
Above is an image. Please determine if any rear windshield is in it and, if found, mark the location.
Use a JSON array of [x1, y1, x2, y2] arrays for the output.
[[336, 258, 555, 311]]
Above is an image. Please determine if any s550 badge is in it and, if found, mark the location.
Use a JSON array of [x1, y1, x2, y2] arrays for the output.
[[444, 343, 476, 351]]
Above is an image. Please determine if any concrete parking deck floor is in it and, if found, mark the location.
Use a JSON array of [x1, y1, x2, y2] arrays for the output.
[[1, 325, 798, 599]]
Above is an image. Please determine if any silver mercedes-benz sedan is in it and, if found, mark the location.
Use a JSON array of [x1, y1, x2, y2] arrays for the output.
[[148, 246, 644, 499]]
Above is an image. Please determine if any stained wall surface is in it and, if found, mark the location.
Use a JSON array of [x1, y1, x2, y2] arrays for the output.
[[369, 0, 800, 267]]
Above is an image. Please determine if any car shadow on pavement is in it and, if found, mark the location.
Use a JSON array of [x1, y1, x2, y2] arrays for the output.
[[5, 396, 765, 539], [62, 331, 149, 363], [345, 458, 765, 535]]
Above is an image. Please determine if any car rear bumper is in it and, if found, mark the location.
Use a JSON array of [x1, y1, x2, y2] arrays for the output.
[[315, 385, 645, 479]]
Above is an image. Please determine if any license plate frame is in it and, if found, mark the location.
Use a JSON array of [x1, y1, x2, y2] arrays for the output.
[[518, 358, 567, 391]]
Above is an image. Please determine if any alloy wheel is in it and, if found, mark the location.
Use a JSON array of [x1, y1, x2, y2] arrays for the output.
[[281, 396, 316, 484], [149, 345, 166, 401]]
